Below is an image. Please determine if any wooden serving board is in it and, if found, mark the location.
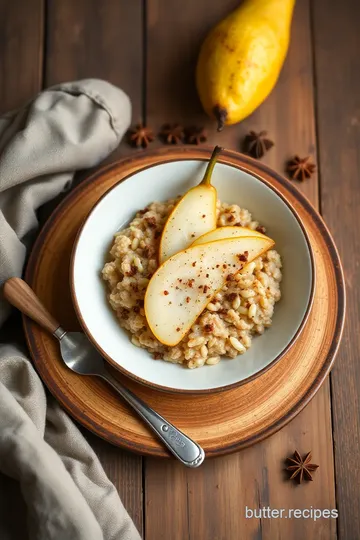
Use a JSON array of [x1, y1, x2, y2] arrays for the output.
[[24, 147, 345, 457]]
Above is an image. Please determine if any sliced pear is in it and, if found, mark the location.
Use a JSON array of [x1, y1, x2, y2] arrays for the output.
[[192, 226, 273, 274], [191, 225, 269, 246], [159, 146, 222, 264], [145, 236, 274, 346]]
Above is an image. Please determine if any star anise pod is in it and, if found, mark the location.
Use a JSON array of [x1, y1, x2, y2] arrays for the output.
[[286, 450, 319, 483], [129, 124, 154, 148], [186, 126, 207, 145], [159, 124, 185, 144], [286, 155, 316, 181], [243, 130, 274, 159]]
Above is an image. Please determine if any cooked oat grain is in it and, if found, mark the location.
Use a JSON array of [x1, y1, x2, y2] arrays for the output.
[[102, 199, 282, 368]]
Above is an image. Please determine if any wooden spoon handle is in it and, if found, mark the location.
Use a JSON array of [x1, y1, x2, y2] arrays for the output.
[[3, 277, 60, 335]]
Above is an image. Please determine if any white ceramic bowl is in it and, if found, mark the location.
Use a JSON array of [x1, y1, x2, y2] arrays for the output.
[[71, 155, 315, 393]]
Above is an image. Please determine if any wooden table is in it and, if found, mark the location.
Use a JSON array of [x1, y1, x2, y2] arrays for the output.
[[1, 1, 358, 539]]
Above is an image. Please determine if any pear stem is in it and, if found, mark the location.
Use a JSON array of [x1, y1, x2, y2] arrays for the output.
[[200, 146, 223, 186], [213, 105, 228, 132]]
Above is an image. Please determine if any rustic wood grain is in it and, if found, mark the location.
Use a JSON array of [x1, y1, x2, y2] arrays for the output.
[[145, 460, 189, 540], [3, 2, 348, 539], [146, 0, 237, 128], [44, 1, 144, 533], [144, 1, 337, 539], [312, 1, 360, 538], [0, 0, 44, 115], [4, 278, 60, 335], [45, 0, 144, 159]]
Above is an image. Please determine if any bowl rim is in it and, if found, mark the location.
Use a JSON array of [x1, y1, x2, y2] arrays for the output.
[[70, 150, 316, 394]]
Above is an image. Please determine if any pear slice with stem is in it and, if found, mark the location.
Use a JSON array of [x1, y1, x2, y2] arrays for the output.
[[159, 146, 222, 264], [191, 225, 269, 246], [145, 235, 274, 346]]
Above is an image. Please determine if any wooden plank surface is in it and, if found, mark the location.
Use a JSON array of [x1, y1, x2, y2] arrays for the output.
[[45, 1, 144, 534], [0, 1, 44, 539], [145, 1, 336, 539], [0, 0, 44, 115], [312, 1, 360, 538], [3, 1, 355, 539], [45, 0, 144, 159]]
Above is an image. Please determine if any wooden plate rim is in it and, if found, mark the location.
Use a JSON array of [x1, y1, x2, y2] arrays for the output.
[[69, 149, 316, 394], [23, 147, 346, 456]]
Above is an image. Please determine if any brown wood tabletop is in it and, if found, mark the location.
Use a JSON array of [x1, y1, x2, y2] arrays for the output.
[[0, 1, 358, 539]]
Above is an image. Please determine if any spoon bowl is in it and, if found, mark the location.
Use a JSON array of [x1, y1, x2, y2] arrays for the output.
[[59, 332, 106, 376]]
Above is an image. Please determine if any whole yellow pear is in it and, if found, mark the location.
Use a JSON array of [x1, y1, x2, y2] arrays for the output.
[[196, 0, 296, 130]]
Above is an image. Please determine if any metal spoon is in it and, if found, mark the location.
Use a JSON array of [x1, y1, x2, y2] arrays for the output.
[[3, 277, 205, 468]]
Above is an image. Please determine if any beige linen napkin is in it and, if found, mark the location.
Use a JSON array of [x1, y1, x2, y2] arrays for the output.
[[0, 80, 141, 540]]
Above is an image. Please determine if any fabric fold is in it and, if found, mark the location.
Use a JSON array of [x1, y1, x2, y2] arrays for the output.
[[0, 79, 141, 540]]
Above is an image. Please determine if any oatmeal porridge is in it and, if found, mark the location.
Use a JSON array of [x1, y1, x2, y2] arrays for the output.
[[102, 199, 282, 369]]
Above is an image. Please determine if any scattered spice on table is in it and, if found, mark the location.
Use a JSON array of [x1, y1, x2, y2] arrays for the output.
[[243, 130, 274, 158], [159, 124, 185, 144], [186, 126, 207, 145], [286, 450, 319, 483], [286, 155, 316, 181], [128, 124, 154, 148]]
